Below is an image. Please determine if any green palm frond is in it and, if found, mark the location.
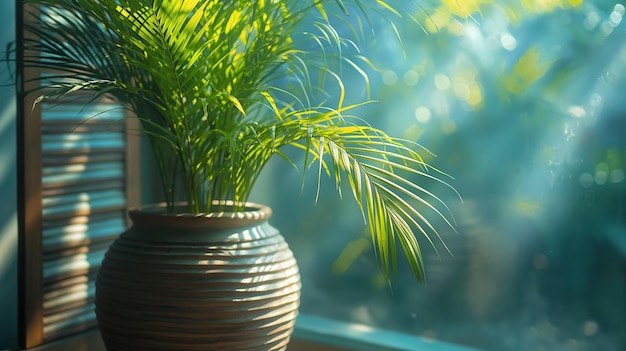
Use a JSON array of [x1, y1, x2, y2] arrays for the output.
[[305, 119, 457, 281], [18, 0, 459, 282]]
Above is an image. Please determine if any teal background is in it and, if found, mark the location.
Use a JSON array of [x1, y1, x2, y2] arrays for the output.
[[251, 2, 626, 350]]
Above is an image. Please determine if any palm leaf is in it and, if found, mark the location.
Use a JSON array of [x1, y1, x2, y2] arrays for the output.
[[18, 0, 459, 283]]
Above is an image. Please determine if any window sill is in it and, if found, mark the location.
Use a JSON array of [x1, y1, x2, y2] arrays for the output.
[[23, 314, 479, 351], [292, 314, 479, 351]]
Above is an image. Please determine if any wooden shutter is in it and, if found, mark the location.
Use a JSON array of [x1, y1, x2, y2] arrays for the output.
[[39, 102, 139, 342], [19, 97, 140, 347]]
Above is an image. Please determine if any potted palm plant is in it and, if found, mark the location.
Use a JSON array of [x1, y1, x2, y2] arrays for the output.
[[18, 0, 458, 350]]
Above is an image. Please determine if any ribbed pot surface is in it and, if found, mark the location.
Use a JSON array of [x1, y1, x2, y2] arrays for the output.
[[95, 202, 301, 351]]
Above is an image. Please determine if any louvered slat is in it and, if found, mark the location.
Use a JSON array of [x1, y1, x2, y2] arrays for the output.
[[40, 102, 130, 342]]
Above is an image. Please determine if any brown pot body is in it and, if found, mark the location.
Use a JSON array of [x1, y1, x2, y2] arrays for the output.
[[95, 202, 301, 351]]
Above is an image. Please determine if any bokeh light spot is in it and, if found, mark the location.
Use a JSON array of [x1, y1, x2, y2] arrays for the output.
[[579, 173, 594, 188], [404, 70, 420, 86], [601, 21, 614, 36], [584, 11, 600, 30], [594, 164, 609, 184], [466, 82, 483, 107], [500, 32, 517, 51], [595, 162, 609, 174], [568, 105, 586, 118], [610, 169, 625, 183], [382, 70, 398, 86], [435, 74, 450, 90], [595, 171, 608, 185], [610, 4, 625, 27], [414, 106, 432, 124], [590, 93, 603, 107]]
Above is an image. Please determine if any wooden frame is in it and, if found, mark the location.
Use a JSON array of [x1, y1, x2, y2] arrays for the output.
[[18, 3, 45, 348]]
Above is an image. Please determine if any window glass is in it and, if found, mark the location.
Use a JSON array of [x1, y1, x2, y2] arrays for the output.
[[252, 1, 626, 350]]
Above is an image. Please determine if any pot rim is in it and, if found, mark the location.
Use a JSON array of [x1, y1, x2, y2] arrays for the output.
[[128, 201, 272, 229]]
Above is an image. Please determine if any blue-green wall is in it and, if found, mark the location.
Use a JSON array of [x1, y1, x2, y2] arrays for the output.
[[0, 0, 18, 349]]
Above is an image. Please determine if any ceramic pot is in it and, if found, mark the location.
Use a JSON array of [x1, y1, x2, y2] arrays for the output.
[[95, 202, 301, 351]]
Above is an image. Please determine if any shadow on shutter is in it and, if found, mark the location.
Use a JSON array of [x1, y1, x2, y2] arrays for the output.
[[39, 102, 133, 342]]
